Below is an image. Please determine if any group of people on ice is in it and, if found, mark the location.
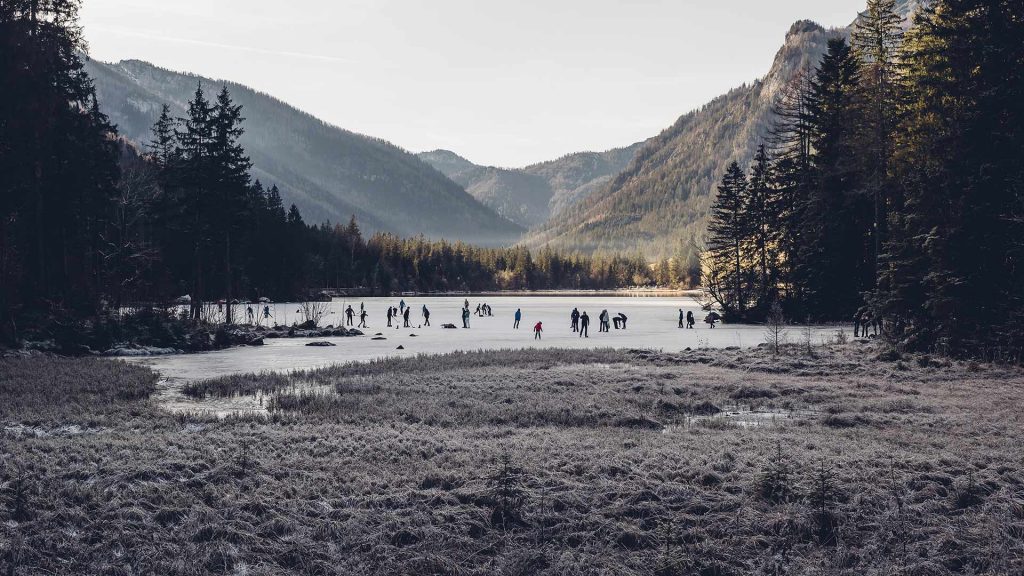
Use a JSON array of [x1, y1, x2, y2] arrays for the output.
[[331, 298, 735, 336], [679, 308, 721, 328], [562, 308, 629, 338]]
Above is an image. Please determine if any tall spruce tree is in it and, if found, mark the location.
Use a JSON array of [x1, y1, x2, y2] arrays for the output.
[[210, 87, 252, 323], [704, 161, 750, 317], [768, 69, 816, 309], [853, 0, 904, 281], [745, 144, 779, 312], [177, 84, 217, 321], [797, 38, 870, 320]]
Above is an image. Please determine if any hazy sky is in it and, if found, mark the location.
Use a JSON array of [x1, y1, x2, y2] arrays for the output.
[[80, 0, 864, 167]]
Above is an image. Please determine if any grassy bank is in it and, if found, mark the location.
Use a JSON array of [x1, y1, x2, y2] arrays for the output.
[[1, 347, 1022, 575]]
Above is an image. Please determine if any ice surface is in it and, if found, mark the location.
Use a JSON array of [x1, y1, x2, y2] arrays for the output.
[[126, 295, 844, 382]]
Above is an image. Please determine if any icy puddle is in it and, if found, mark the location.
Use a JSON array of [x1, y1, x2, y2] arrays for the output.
[[3, 423, 107, 438], [664, 404, 819, 430], [155, 378, 336, 418]]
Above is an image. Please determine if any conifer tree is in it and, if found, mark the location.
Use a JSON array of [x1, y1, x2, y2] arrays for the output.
[[177, 84, 216, 320], [210, 87, 251, 323], [797, 38, 869, 319], [768, 70, 816, 308], [148, 104, 178, 173], [853, 0, 904, 279], [745, 144, 779, 311], [704, 161, 750, 317]]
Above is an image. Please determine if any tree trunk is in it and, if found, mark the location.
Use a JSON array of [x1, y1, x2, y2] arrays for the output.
[[225, 231, 232, 324]]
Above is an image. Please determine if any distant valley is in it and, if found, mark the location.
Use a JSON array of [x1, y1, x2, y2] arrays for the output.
[[417, 144, 644, 229]]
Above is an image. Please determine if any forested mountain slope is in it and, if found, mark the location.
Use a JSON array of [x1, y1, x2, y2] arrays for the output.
[[523, 21, 839, 258], [418, 142, 644, 229], [85, 59, 523, 245]]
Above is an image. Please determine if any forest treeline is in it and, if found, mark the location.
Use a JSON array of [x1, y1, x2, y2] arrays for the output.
[[0, 1, 663, 343], [703, 0, 1023, 357]]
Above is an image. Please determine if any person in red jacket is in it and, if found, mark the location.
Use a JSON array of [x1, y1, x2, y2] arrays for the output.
[[534, 321, 543, 339]]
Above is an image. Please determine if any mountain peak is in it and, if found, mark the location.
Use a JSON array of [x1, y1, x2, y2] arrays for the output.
[[786, 20, 825, 39]]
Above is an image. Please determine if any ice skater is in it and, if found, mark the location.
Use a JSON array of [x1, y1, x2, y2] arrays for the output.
[[462, 307, 471, 328], [403, 306, 411, 327], [387, 307, 394, 327], [579, 311, 590, 338], [686, 310, 695, 329], [571, 308, 580, 332], [422, 304, 431, 326], [534, 321, 543, 339], [345, 305, 355, 326], [358, 309, 368, 328], [679, 309, 685, 328], [514, 308, 522, 329]]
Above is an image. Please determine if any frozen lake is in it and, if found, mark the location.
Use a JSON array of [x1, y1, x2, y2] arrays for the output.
[[127, 295, 844, 383]]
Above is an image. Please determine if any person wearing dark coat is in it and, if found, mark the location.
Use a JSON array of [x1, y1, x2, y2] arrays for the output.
[[570, 308, 580, 332], [579, 311, 590, 338], [403, 306, 411, 327], [705, 311, 721, 328], [679, 309, 685, 328], [686, 310, 695, 329], [386, 307, 393, 327], [345, 305, 355, 326]]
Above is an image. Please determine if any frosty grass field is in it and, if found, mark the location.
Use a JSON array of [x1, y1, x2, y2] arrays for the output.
[[1, 296, 1022, 575]]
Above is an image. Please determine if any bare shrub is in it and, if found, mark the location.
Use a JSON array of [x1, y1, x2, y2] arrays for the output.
[[764, 300, 786, 355], [298, 301, 330, 327], [802, 316, 816, 357]]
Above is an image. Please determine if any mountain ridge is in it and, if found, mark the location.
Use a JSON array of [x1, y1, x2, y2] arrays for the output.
[[85, 58, 524, 246]]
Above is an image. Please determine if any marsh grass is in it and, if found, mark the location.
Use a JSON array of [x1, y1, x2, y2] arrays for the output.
[[1, 346, 1023, 574]]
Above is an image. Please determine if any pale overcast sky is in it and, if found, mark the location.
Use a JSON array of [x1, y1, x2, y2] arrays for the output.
[[80, 0, 864, 167]]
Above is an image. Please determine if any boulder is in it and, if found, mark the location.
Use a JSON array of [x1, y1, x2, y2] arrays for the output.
[[306, 341, 336, 347]]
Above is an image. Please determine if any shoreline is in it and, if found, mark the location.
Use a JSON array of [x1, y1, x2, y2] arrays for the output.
[[376, 288, 702, 298]]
